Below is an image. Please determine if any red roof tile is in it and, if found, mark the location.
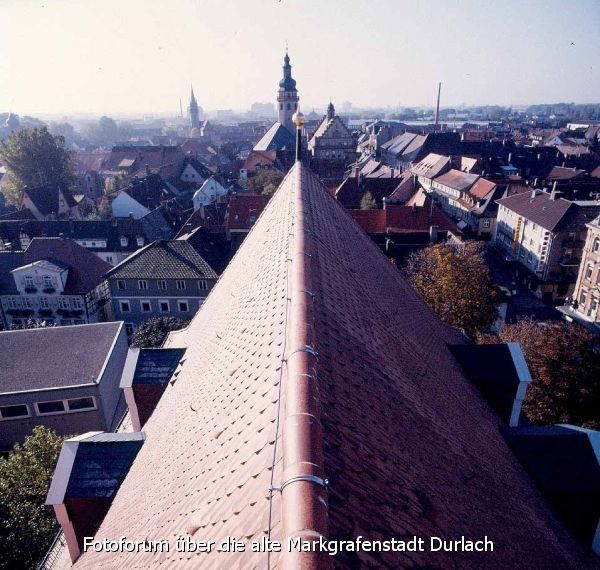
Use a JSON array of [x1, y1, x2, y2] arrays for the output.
[[75, 164, 597, 569], [225, 193, 270, 231]]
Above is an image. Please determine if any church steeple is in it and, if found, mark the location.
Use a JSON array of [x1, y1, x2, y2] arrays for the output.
[[326, 100, 335, 121], [277, 50, 299, 134], [189, 86, 200, 130]]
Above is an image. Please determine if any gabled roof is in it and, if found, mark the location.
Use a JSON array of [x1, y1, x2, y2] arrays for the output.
[[497, 192, 600, 232], [0, 322, 123, 394], [77, 163, 596, 569], [434, 169, 479, 192], [119, 174, 174, 208], [547, 165, 587, 181], [410, 152, 451, 179], [225, 192, 270, 231], [253, 121, 295, 152], [105, 240, 217, 280], [468, 177, 497, 200], [22, 185, 76, 216], [23, 237, 112, 294]]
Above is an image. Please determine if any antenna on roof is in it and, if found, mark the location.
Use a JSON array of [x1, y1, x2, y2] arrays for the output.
[[179, 98, 183, 118], [434, 82, 441, 133]]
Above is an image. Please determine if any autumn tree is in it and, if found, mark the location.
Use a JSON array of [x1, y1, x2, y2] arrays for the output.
[[479, 318, 600, 428], [247, 169, 284, 194], [403, 241, 499, 336], [0, 127, 75, 205], [131, 317, 190, 348], [360, 191, 377, 210], [0, 426, 65, 570]]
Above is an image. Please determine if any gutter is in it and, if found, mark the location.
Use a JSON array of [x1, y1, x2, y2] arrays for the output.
[[280, 164, 330, 569]]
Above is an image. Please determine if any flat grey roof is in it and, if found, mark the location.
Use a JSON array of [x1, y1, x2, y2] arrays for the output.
[[0, 322, 123, 394]]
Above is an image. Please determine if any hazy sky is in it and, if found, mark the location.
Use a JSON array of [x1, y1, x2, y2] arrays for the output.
[[1, 0, 599, 116]]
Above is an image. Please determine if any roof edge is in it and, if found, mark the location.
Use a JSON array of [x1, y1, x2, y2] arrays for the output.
[[281, 164, 330, 569]]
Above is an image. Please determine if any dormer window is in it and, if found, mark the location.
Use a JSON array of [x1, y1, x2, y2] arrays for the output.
[[120, 236, 128, 247], [136, 236, 145, 246], [44, 276, 52, 288], [25, 276, 34, 288]]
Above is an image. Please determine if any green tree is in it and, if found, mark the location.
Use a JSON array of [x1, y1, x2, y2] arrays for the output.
[[0, 127, 75, 205], [360, 191, 377, 210], [478, 318, 600, 428], [131, 317, 190, 348], [0, 426, 65, 570], [246, 169, 284, 194], [403, 242, 499, 336]]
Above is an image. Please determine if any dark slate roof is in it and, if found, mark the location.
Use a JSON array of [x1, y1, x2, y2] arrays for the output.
[[23, 237, 112, 294], [0, 322, 123, 393], [497, 191, 600, 232], [182, 156, 213, 180], [177, 227, 231, 274], [253, 122, 295, 152], [23, 185, 76, 216], [0, 219, 159, 253], [78, 163, 598, 569], [335, 176, 400, 208], [105, 240, 218, 280], [0, 252, 24, 295], [66, 437, 145, 499], [132, 348, 186, 385], [121, 174, 174, 209]]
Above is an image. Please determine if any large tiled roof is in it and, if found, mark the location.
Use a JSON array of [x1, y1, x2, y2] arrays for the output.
[[434, 168, 479, 191], [76, 163, 595, 569], [410, 152, 451, 179], [253, 121, 295, 152], [496, 192, 600, 232], [225, 193, 270, 231], [0, 322, 123, 393], [105, 240, 218, 280]]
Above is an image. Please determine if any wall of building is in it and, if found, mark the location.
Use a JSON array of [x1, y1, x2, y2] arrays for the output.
[[0, 385, 103, 451], [111, 192, 151, 220], [572, 225, 600, 323], [108, 277, 213, 329]]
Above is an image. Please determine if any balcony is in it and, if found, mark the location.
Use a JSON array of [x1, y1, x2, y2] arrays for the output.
[[559, 256, 580, 268]]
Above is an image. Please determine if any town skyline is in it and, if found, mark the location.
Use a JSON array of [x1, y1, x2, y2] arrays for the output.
[[1, 0, 599, 115]]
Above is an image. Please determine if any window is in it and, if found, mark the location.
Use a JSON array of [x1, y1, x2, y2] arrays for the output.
[[158, 280, 167, 290], [117, 280, 126, 290], [67, 397, 96, 411], [176, 280, 186, 290], [138, 280, 148, 290], [72, 298, 84, 310], [585, 264, 594, 281], [58, 297, 69, 310], [136, 236, 145, 246], [36, 400, 66, 415], [125, 323, 135, 336], [23, 297, 33, 308], [40, 297, 49, 309], [482, 220, 491, 229], [159, 300, 170, 312], [198, 280, 208, 291], [120, 236, 128, 247], [591, 297, 599, 315], [120, 300, 131, 313], [106, 256, 114, 264], [594, 237, 600, 253], [178, 300, 189, 312], [25, 276, 34, 287], [249, 215, 256, 223], [580, 290, 588, 305], [0, 404, 30, 420], [43, 276, 52, 288], [141, 300, 151, 312], [6, 298, 17, 309]]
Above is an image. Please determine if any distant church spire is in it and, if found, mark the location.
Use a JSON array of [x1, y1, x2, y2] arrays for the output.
[[326, 100, 335, 121], [277, 50, 299, 134], [189, 86, 200, 130]]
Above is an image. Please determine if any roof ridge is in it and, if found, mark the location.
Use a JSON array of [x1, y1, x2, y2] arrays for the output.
[[280, 164, 329, 568]]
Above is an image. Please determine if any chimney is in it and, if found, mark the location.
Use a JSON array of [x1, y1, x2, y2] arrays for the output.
[[429, 225, 439, 243], [46, 432, 145, 563], [550, 181, 559, 200], [382, 196, 387, 210]]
